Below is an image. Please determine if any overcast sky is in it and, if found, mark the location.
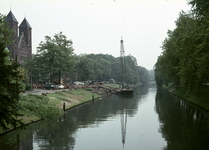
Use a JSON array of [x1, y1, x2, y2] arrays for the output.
[[1, 0, 191, 70]]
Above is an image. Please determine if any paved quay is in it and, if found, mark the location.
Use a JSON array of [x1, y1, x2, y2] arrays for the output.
[[20, 88, 70, 96]]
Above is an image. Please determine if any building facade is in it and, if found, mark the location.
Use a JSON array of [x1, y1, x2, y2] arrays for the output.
[[6, 11, 32, 62]]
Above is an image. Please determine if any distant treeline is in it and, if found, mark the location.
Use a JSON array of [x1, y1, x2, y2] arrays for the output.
[[72, 53, 154, 85], [154, 0, 209, 96], [22, 32, 154, 85]]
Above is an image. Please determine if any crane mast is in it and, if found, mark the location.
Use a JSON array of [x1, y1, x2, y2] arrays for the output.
[[120, 37, 127, 89]]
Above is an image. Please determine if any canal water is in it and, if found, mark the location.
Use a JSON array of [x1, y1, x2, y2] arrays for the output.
[[1, 86, 209, 150]]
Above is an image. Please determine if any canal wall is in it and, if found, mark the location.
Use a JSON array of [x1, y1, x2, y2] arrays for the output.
[[165, 84, 209, 112]]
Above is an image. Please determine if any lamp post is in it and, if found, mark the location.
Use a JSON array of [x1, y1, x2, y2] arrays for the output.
[[31, 65, 37, 92]]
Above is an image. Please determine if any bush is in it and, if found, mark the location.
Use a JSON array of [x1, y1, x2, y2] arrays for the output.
[[19, 82, 26, 92], [18, 94, 63, 119], [25, 83, 31, 91]]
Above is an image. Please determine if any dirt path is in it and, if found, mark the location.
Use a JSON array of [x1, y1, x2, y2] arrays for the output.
[[20, 88, 69, 96]]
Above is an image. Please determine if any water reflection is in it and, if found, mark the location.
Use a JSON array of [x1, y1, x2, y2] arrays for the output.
[[5, 85, 209, 149], [120, 96, 130, 148], [0, 125, 34, 150], [155, 89, 209, 150], [0, 86, 150, 150]]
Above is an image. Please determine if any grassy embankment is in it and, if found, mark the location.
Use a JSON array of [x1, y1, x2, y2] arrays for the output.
[[47, 88, 101, 110], [165, 83, 209, 112], [103, 83, 120, 88], [103, 83, 139, 88], [0, 88, 101, 134]]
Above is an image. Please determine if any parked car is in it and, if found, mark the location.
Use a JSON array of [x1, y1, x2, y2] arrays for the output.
[[64, 84, 70, 89], [37, 84, 44, 89], [74, 81, 84, 86], [58, 84, 64, 89], [43, 83, 53, 90], [33, 84, 37, 88], [52, 84, 58, 89]]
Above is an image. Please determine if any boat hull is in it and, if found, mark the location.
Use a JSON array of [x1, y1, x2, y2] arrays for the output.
[[116, 89, 134, 95]]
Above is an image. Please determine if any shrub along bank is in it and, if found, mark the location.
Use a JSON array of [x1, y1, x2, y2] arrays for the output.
[[165, 84, 209, 112], [0, 89, 101, 135]]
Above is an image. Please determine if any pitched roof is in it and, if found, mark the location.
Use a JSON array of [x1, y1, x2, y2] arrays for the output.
[[6, 11, 18, 23], [19, 18, 32, 29]]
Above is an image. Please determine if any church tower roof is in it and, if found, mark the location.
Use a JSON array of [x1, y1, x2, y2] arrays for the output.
[[19, 18, 32, 29], [6, 11, 18, 23]]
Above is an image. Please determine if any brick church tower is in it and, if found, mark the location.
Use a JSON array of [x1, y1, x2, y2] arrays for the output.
[[6, 10, 32, 62], [19, 18, 32, 58]]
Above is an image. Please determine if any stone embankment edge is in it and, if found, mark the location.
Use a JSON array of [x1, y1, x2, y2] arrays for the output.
[[64, 95, 103, 111], [0, 93, 104, 136], [165, 86, 209, 113]]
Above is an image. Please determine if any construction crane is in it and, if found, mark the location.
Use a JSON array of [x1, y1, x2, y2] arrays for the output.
[[117, 37, 134, 95]]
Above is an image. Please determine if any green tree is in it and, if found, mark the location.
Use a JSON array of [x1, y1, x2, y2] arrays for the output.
[[189, 0, 209, 18], [75, 55, 94, 82], [155, 8, 209, 96], [148, 69, 155, 81], [24, 32, 75, 84], [0, 14, 23, 131], [138, 66, 149, 85], [175, 12, 209, 95], [154, 12, 189, 88], [110, 57, 121, 83], [125, 55, 140, 84], [86, 54, 112, 82], [73, 53, 147, 85]]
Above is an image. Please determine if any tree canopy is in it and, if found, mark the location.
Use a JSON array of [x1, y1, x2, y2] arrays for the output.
[[23, 32, 75, 84], [155, 0, 209, 96], [74, 53, 143, 85]]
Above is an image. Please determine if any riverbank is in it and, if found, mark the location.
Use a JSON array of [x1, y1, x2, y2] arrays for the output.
[[0, 88, 104, 135], [165, 84, 209, 112]]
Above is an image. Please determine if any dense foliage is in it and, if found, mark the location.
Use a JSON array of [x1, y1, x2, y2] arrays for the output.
[[22, 32, 153, 85], [74, 53, 150, 85], [23, 32, 75, 84], [0, 14, 24, 131], [154, 0, 209, 96]]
